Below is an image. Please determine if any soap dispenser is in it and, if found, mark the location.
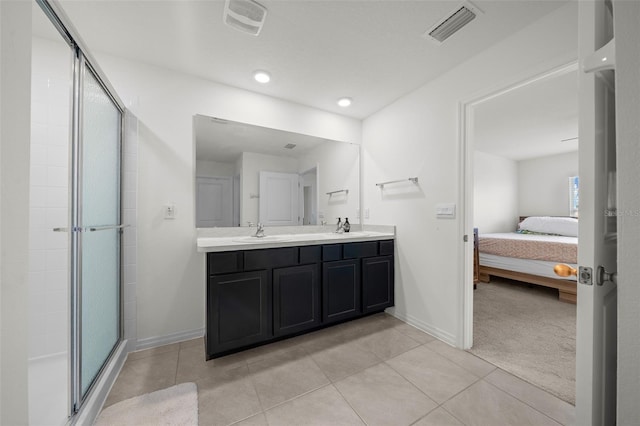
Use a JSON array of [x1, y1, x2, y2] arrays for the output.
[[343, 217, 351, 232]]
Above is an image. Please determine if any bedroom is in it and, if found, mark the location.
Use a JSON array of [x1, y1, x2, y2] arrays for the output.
[[471, 66, 579, 404]]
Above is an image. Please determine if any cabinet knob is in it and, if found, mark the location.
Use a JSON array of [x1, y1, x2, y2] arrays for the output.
[[554, 264, 577, 277]]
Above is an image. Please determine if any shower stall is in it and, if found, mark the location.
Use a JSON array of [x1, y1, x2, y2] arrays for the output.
[[28, 1, 133, 423]]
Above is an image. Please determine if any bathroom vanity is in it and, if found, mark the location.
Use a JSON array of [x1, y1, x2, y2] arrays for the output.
[[198, 230, 395, 359]]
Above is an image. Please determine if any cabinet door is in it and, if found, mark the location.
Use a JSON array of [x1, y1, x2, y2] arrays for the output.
[[273, 264, 320, 337], [322, 259, 361, 323], [362, 255, 394, 313], [207, 270, 271, 357]]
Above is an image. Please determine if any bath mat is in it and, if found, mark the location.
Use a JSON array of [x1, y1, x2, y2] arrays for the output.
[[94, 382, 198, 425]]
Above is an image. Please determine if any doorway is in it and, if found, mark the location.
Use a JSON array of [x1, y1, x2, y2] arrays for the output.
[[461, 62, 579, 404]]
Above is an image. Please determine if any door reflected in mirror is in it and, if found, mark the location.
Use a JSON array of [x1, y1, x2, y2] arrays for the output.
[[194, 115, 359, 228]]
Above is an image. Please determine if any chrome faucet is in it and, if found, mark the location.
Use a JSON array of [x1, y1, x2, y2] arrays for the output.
[[254, 223, 265, 238], [335, 217, 344, 233]]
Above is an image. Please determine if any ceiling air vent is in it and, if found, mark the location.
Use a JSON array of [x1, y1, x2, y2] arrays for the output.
[[223, 0, 267, 36], [424, 1, 482, 44], [283, 143, 297, 150]]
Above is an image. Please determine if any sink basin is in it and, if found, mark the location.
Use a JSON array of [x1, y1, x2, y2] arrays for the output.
[[231, 235, 290, 243]]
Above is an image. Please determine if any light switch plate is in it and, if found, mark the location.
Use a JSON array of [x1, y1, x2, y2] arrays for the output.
[[436, 203, 456, 218], [164, 203, 176, 219]]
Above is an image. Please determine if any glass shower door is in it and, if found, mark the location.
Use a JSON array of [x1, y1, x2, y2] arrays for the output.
[[76, 63, 122, 399]]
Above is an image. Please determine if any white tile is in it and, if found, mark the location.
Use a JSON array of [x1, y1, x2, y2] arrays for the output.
[[48, 268, 68, 293], [47, 145, 69, 168], [30, 186, 48, 208], [29, 250, 47, 272], [30, 208, 47, 229], [45, 208, 69, 229], [32, 101, 48, 125], [124, 282, 136, 302], [29, 228, 47, 251], [46, 187, 68, 208], [31, 143, 48, 166], [124, 319, 137, 340], [48, 99, 70, 126], [122, 171, 137, 192], [122, 190, 136, 210], [123, 245, 137, 266], [122, 209, 136, 228], [46, 249, 68, 271], [46, 166, 68, 188], [124, 264, 137, 285], [30, 165, 48, 186], [46, 229, 68, 250], [46, 290, 68, 314], [31, 123, 48, 146], [48, 124, 69, 147], [123, 153, 137, 173], [124, 301, 136, 321]]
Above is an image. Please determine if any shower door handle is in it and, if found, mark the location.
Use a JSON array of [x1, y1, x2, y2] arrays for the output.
[[52, 224, 129, 232]]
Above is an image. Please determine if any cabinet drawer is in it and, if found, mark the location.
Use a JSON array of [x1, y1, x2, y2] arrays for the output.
[[244, 247, 298, 270], [322, 244, 342, 261], [343, 241, 378, 259], [379, 240, 394, 256], [208, 251, 243, 275], [300, 245, 321, 264]]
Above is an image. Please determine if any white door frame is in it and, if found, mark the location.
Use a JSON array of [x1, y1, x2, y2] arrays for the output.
[[458, 61, 578, 349]]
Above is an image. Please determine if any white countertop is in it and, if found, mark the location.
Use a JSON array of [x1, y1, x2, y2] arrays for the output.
[[197, 230, 395, 252]]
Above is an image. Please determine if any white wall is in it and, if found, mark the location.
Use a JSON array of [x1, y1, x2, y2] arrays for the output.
[[473, 151, 518, 233], [195, 159, 236, 178], [92, 54, 361, 345], [300, 141, 360, 225], [1, 1, 31, 423], [613, 0, 640, 423], [362, 4, 578, 344], [518, 151, 578, 217]]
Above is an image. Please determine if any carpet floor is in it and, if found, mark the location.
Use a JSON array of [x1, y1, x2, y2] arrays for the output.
[[95, 382, 198, 425], [470, 278, 576, 405]]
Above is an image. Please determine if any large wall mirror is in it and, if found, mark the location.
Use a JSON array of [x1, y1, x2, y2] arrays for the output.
[[194, 114, 360, 228]]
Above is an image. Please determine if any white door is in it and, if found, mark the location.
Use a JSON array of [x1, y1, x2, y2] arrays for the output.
[[196, 176, 233, 227], [571, 1, 618, 424], [259, 171, 299, 226]]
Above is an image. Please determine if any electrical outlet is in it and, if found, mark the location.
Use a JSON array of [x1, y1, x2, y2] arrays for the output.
[[165, 204, 176, 219]]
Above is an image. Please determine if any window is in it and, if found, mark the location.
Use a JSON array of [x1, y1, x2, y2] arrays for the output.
[[569, 176, 579, 217]]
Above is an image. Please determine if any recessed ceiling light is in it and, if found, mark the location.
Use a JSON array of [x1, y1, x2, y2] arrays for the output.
[[337, 97, 352, 107], [253, 70, 271, 83]]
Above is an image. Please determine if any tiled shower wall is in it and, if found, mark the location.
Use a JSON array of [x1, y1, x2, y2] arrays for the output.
[[29, 37, 71, 360]]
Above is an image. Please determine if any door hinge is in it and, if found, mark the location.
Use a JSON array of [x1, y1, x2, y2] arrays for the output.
[[463, 234, 469, 242]]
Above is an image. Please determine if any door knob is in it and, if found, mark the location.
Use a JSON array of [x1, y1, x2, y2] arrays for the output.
[[554, 264, 578, 277], [596, 265, 617, 285]]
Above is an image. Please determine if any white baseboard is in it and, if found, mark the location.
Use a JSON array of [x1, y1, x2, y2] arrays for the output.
[[387, 308, 458, 347], [135, 328, 205, 351]]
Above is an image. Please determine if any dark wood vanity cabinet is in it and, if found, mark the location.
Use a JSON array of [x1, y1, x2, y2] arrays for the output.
[[323, 259, 361, 323], [205, 239, 394, 359], [273, 264, 321, 336], [207, 270, 271, 354], [362, 255, 394, 313]]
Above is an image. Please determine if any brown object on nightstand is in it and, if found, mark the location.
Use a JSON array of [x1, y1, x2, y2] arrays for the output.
[[473, 228, 479, 289]]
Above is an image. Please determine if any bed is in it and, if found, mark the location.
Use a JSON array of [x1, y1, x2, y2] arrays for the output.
[[477, 216, 578, 304]]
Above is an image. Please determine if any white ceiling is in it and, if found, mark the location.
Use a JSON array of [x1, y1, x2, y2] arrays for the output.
[[54, 0, 570, 120], [194, 114, 339, 162], [474, 69, 578, 161]]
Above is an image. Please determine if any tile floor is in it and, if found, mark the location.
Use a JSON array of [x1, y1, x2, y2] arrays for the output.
[[103, 313, 575, 426]]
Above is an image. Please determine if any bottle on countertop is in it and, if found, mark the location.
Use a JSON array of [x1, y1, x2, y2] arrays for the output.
[[343, 217, 350, 232]]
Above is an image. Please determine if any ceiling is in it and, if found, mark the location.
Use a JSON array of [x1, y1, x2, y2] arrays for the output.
[[53, 0, 570, 120], [195, 114, 340, 162], [474, 68, 578, 161]]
